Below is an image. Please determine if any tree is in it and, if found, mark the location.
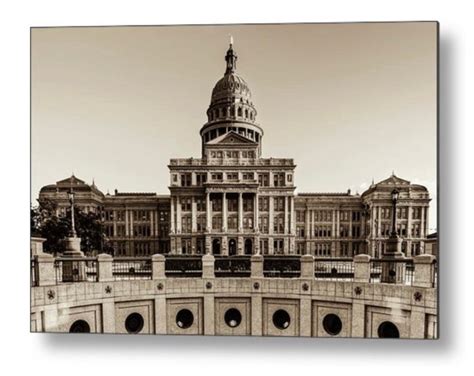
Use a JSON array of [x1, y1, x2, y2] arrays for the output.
[[31, 199, 113, 256]]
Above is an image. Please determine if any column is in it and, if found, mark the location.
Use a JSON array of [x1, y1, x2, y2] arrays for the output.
[[332, 209, 336, 238], [304, 208, 310, 239], [238, 192, 243, 232], [125, 208, 130, 236], [377, 206, 382, 237], [170, 197, 175, 233], [191, 196, 197, 232], [284, 196, 289, 234], [407, 206, 413, 238], [349, 210, 353, 237], [113, 210, 117, 237], [310, 210, 315, 239], [150, 209, 154, 236], [290, 196, 295, 235], [176, 196, 181, 233], [269, 197, 274, 235], [222, 192, 227, 232], [421, 206, 425, 238], [424, 206, 429, 237], [254, 193, 259, 231], [206, 192, 211, 232]]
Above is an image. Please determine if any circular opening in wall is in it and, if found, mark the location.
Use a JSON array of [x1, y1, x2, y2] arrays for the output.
[[322, 314, 343, 336], [125, 312, 144, 334], [377, 321, 400, 338], [272, 309, 291, 330], [176, 309, 194, 329], [69, 320, 90, 333], [224, 308, 242, 328]]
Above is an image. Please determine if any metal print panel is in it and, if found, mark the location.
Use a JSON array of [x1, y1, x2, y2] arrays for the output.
[[30, 22, 438, 338]]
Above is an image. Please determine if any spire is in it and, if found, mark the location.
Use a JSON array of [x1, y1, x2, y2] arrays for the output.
[[225, 36, 237, 74]]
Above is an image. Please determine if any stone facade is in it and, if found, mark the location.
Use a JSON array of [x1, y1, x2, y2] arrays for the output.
[[37, 43, 431, 258]]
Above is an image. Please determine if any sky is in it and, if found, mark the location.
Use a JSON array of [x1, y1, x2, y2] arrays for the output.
[[31, 22, 437, 231]]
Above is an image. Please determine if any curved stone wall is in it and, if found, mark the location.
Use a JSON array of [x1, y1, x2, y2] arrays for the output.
[[31, 277, 437, 338]]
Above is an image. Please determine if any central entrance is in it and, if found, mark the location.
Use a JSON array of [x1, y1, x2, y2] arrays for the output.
[[228, 238, 237, 256]]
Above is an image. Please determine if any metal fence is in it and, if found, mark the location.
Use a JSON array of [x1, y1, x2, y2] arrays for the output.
[[112, 258, 152, 280], [263, 256, 301, 278], [215, 256, 251, 277], [369, 258, 414, 286], [165, 256, 202, 278], [314, 258, 354, 281], [54, 258, 98, 284]]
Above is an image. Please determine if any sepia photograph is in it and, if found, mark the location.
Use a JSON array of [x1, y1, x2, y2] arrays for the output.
[[30, 22, 438, 338]]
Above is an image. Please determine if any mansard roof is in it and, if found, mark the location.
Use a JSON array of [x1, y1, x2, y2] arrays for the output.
[[40, 175, 104, 197], [206, 130, 258, 145], [361, 174, 428, 197]]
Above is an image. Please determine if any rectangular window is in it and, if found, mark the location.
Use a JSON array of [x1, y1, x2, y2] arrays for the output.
[[258, 197, 269, 211], [273, 173, 285, 187], [258, 173, 269, 187]]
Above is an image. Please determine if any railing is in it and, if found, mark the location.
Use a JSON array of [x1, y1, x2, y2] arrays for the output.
[[314, 258, 354, 281], [165, 256, 202, 278], [369, 258, 414, 286], [112, 258, 152, 280], [32, 254, 437, 288], [215, 256, 251, 277], [31, 258, 37, 287], [54, 258, 98, 283], [169, 158, 294, 167], [263, 256, 301, 278]]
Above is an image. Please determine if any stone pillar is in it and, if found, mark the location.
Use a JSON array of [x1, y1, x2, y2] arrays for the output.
[[251, 254, 264, 277], [97, 253, 113, 282], [170, 197, 175, 234], [414, 254, 436, 288], [191, 196, 197, 232], [336, 209, 340, 239], [284, 196, 289, 234], [202, 254, 215, 278], [353, 254, 371, 283], [176, 196, 182, 234], [300, 254, 315, 278], [30, 237, 46, 256], [222, 192, 227, 232], [35, 253, 56, 286], [238, 192, 243, 232], [206, 192, 211, 232], [102, 300, 116, 334], [152, 254, 166, 279], [310, 210, 315, 239], [351, 302, 365, 338]]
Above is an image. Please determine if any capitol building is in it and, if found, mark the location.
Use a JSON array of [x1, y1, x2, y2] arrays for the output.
[[38, 41, 433, 260], [31, 41, 437, 339]]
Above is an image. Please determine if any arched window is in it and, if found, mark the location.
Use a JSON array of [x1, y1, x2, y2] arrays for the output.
[[231, 107, 235, 117], [245, 109, 248, 118], [238, 107, 242, 117]]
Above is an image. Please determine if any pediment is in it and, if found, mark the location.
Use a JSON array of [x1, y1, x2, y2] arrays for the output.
[[206, 131, 257, 145], [377, 174, 411, 186]]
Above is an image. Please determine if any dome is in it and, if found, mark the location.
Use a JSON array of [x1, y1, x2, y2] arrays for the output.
[[210, 72, 252, 105], [200, 41, 263, 157]]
